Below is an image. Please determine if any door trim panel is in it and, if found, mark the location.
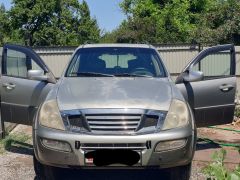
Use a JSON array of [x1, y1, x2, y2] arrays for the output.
[[194, 105, 235, 127], [195, 103, 235, 110]]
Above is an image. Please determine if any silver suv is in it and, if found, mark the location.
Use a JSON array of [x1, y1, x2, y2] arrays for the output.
[[1, 44, 236, 180]]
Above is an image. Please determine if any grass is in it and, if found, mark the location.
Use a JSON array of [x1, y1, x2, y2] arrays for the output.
[[0, 133, 31, 154]]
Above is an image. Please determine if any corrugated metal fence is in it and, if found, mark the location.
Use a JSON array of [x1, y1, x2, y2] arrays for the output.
[[155, 44, 201, 76], [34, 46, 75, 77], [34, 45, 240, 76]]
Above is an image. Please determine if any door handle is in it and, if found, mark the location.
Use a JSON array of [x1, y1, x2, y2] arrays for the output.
[[2, 83, 16, 90], [219, 84, 234, 92]]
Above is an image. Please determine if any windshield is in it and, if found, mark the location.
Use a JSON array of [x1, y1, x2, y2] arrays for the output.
[[65, 47, 166, 77]]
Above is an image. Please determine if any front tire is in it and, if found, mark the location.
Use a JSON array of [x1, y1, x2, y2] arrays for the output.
[[33, 154, 57, 180], [167, 163, 192, 180]]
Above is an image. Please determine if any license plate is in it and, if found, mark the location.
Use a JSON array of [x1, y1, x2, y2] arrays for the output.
[[85, 157, 94, 164], [84, 150, 142, 166]]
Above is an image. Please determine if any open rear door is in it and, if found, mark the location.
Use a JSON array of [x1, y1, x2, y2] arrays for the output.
[[176, 44, 236, 127], [1, 44, 56, 125]]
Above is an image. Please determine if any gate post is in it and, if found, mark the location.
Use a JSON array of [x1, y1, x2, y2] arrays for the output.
[[0, 116, 5, 139]]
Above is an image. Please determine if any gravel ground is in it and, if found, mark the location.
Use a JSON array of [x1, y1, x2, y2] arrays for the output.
[[0, 149, 206, 180], [0, 152, 35, 180], [191, 161, 207, 180]]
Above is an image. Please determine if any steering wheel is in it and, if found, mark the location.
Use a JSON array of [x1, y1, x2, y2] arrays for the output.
[[130, 67, 154, 76]]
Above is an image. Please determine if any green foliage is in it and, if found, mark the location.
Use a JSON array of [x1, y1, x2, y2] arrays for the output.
[[2, 0, 240, 45], [0, 3, 9, 45], [102, 0, 240, 44], [77, 0, 100, 44], [1, 0, 100, 46], [0, 133, 31, 154], [194, 0, 240, 44], [235, 107, 240, 118], [102, 0, 204, 43], [202, 149, 240, 180]]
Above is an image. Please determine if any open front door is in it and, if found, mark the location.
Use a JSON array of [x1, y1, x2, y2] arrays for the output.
[[176, 44, 236, 127], [1, 44, 56, 125]]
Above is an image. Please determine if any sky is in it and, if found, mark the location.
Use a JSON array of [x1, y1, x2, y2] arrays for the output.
[[0, 0, 126, 32]]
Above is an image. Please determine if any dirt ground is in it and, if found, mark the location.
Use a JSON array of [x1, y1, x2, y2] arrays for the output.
[[0, 124, 239, 180], [198, 118, 240, 144]]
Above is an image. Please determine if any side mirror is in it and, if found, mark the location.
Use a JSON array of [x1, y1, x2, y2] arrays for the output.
[[28, 69, 48, 81], [182, 70, 204, 82]]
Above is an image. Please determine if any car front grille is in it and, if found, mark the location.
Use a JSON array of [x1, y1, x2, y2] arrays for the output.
[[64, 109, 163, 135], [85, 114, 142, 133]]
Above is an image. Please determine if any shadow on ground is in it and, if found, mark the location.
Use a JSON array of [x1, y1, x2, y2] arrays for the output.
[[196, 139, 221, 151], [40, 168, 170, 180], [5, 140, 33, 156]]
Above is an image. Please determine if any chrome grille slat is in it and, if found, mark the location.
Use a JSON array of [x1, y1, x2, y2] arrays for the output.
[[86, 116, 140, 120], [90, 125, 137, 130], [85, 114, 141, 134], [88, 121, 139, 125]]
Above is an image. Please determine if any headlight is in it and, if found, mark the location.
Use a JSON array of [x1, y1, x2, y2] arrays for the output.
[[162, 99, 189, 130], [39, 100, 65, 130]]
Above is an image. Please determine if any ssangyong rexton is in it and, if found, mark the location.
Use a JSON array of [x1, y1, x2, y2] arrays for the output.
[[1, 44, 236, 180]]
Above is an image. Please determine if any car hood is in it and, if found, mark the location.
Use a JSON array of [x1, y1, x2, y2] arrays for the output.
[[57, 77, 172, 111]]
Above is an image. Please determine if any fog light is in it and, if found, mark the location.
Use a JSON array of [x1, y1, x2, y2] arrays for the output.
[[41, 138, 72, 152], [155, 139, 186, 152]]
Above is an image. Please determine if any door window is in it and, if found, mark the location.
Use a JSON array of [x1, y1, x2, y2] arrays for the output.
[[192, 50, 231, 79], [4, 49, 43, 78]]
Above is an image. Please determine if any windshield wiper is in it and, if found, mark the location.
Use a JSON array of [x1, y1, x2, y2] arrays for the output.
[[114, 73, 153, 78], [69, 72, 114, 77]]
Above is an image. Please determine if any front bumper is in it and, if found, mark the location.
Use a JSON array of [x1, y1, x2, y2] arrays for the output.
[[34, 125, 195, 169]]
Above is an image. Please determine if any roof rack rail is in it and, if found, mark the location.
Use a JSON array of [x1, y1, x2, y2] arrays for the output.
[[82, 41, 97, 48], [135, 41, 152, 48], [83, 40, 97, 45], [135, 41, 150, 44]]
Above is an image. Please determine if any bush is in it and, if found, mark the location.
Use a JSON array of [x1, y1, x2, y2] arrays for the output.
[[202, 149, 240, 180], [235, 107, 240, 118]]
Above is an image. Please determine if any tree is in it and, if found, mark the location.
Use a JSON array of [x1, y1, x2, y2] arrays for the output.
[[0, 3, 8, 45], [193, 0, 240, 44], [101, 0, 200, 43], [116, 0, 162, 43], [104, 0, 240, 44], [7, 0, 100, 46], [77, 0, 100, 43]]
